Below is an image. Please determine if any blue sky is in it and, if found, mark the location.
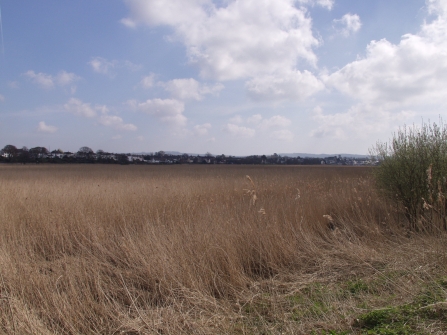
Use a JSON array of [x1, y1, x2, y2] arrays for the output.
[[1, 0, 446, 155]]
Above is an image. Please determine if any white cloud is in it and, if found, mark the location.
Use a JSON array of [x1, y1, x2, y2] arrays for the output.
[[89, 57, 142, 77], [229, 115, 244, 124], [297, 0, 334, 10], [231, 114, 291, 130], [132, 98, 187, 126], [313, 0, 447, 144], [89, 57, 117, 76], [98, 115, 137, 131], [428, 0, 447, 15], [121, 17, 137, 28], [24, 70, 54, 89], [311, 105, 415, 140], [123, 0, 319, 82], [8, 81, 19, 89], [325, 2, 447, 109], [64, 98, 138, 131], [140, 74, 156, 88], [193, 123, 211, 136], [24, 70, 80, 89], [56, 71, 80, 86], [37, 121, 58, 133], [124, 60, 142, 72], [225, 113, 292, 140], [199, 82, 225, 96], [246, 114, 263, 124], [270, 129, 294, 141], [259, 115, 291, 129], [222, 123, 255, 137], [333, 13, 362, 37], [246, 70, 324, 101], [64, 98, 97, 118], [161, 78, 224, 100]]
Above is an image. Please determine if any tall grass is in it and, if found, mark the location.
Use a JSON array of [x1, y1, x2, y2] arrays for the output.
[[0, 165, 445, 334]]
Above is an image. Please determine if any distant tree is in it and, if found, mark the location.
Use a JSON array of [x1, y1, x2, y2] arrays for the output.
[[2, 144, 17, 157], [19, 146, 30, 163], [2, 145, 18, 161], [29, 147, 49, 161], [116, 154, 129, 165], [96, 149, 104, 155], [79, 146, 93, 154], [29, 147, 49, 154], [156, 151, 165, 157]]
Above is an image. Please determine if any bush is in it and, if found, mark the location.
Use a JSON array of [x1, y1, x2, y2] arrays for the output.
[[371, 120, 447, 231]]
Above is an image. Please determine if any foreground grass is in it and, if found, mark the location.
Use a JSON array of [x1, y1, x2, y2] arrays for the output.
[[0, 165, 446, 334]]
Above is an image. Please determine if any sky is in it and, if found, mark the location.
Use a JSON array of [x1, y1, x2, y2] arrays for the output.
[[1, 0, 446, 155]]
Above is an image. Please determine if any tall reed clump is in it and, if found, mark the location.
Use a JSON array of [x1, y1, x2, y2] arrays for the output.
[[371, 120, 447, 231]]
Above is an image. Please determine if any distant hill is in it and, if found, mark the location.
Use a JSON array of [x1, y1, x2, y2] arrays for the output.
[[279, 153, 369, 159], [133, 151, 369, 159]]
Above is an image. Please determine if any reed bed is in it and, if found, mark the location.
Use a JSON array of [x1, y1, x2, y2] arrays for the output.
[[0, 165, 445, 334]]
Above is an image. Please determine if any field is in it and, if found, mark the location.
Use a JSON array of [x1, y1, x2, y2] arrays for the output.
[[0, 165, 446, 334]]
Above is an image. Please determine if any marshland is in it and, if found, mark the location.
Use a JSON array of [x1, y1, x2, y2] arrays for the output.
[[0, 164, 446, 334]]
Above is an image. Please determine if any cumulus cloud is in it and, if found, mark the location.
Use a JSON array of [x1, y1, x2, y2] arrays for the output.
[[140, 73, 156, 88], [193, 123, 212, 136], [333, 13, 362, 37], [65, 98, 137, 131], [89, 57, 117, 76], [229, 115, 244, 124], [427, 0, 447, 15], [161, 78, 224, 100], [222, 123, 255, 137], [226, 113, 292, 139], [132, 98, 187, 126], [232, 114, 291, 130], [8, 81, 19, 89], [98, 115, 137, 131], [259, 115, 292, 130], [24, 70, 80, 89], [325, 2, 447, 109], [311, 105, 414, 140], [37, 121, 58, 133], [122, 0, 319, 82], [89, 57, 142, 77], [270, 129, 294, 141], [64, 98, 97, 118], [246, 70, 324, 101], [297, 0, 334, 10], [311, 0, 447, 142]]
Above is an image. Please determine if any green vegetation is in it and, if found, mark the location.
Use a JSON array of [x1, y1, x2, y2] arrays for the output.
[[355, 278, 447, 334], [371, 120, 447, 231]]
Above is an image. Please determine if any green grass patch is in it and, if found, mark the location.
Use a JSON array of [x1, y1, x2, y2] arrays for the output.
[[354, 277, 447, 334]]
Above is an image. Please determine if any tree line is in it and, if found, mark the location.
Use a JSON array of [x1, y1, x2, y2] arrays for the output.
[[0, 144, 365, 165]]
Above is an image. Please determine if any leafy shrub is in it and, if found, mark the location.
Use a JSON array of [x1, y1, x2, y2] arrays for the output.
[[371, 120, 447, 231]]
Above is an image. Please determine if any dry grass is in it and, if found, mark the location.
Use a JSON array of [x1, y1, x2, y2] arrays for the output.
[[0, 164, 446, 334]]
